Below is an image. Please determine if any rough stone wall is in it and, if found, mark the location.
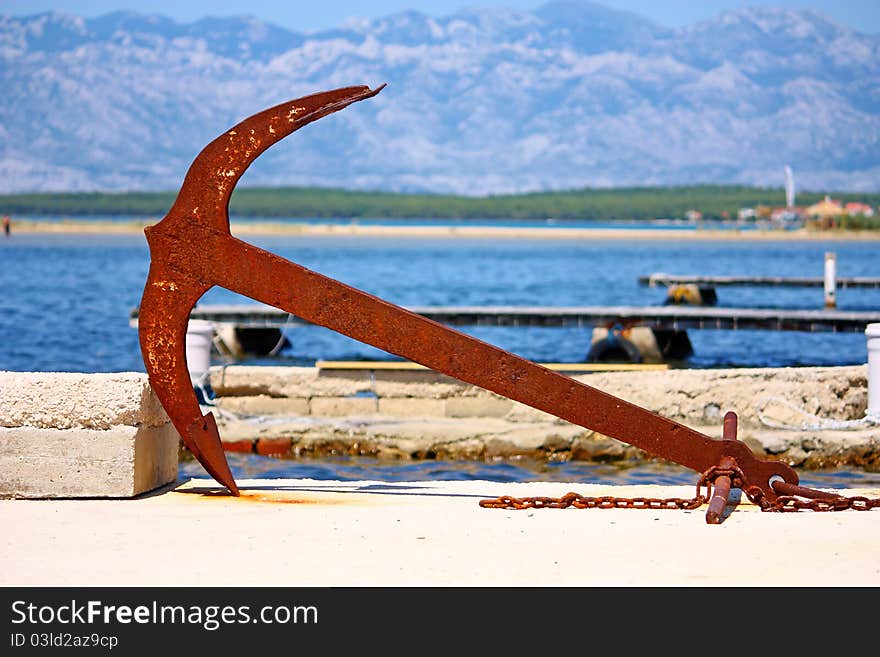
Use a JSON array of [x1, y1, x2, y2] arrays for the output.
[[208, 364, 879, 469], [3, 366, 873, 498]]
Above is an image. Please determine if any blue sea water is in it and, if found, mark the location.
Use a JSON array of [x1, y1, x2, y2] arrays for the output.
[[29, 214, 713, 230], [180, 452, 880, 488], [2, 223, 878, 372], [3, 221, 880, 488]]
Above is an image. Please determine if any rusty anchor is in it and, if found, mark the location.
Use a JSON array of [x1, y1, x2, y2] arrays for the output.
[[138, 84, 873, 519]]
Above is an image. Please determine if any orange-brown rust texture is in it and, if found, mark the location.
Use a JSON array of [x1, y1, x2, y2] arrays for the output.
[[175, 488, 350, 505], [255, 437, 293, 456]]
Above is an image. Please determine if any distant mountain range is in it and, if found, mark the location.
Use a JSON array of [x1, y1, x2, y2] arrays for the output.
[[1, 1, 878, 194]]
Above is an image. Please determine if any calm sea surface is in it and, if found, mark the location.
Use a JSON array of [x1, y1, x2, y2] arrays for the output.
[[2, 220, 879, 486], [2, 222, 877, 372], [179, 453, 880, 488]]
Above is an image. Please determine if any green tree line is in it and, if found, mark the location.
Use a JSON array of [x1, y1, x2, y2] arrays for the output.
[[2, 185, 879, 222]]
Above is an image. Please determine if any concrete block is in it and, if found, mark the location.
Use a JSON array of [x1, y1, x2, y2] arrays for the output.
[[309, 396, 378, 417], [216, 395, 309, 416], [445, 395, 514, 418], [222, 439, 255, 453], [496, 424, 584, 452], [255, 437, 293, 456], [372, 370, 471, 398], [377, 397, 445, 417], [0, 424, 179, 498], [0, 371, 169, 430], [504, 401, 562, 423], [362, 418, 510, 444], [570, 365, 868, 428], [209, 366, 371, 398]]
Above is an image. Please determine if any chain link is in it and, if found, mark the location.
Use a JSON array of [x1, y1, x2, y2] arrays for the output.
[[742, 486, 880, 512], [479, 465, 880, 514], [479, 492, 706, 511]]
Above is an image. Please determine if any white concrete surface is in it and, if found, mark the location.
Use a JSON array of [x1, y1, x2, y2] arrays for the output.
[[2, 478, 878, 586]]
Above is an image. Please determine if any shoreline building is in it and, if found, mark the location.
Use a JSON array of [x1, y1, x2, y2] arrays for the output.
[[806, 195, 843, 228], [844, 202, 874, 217], [806, 195, 843, 219]]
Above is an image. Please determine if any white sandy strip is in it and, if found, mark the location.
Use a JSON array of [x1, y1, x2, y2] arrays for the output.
[[10, 220, 880, 241]]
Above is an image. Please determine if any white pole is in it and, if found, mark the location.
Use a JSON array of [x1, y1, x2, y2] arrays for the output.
[[867, 323, 880, 418], [824, 252, 836, 309], [185, 320, 215, 385]]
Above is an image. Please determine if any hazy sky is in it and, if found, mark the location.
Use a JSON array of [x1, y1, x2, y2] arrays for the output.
[[2, 0, 879, 33]]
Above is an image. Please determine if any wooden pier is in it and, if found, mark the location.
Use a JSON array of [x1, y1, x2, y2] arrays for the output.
[[130, 304, 880, 334], [639, 273, 880, 289]]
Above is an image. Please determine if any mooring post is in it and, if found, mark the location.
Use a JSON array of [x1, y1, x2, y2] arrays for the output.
[[824, 251, 837, 309], [867, 323, 880, 418], [185, 319, 215, 386], [705, 411, 738, 524]]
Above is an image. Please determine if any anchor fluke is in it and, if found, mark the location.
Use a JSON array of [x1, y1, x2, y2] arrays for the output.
[[139, 84, 386, 495]]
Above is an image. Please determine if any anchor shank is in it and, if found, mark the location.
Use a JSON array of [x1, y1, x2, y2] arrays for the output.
[[199, 232, 736, 476]]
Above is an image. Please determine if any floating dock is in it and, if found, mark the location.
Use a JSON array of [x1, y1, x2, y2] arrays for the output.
[[130, 304, 880, 334], [314, 360, 669, 372], [639, 273, 880, 289]]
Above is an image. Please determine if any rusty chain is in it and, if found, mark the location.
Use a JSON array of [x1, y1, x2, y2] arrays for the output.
[[742, 486, 880, 512], [479, 465, 880, 513], [478, 492, 706, 511]]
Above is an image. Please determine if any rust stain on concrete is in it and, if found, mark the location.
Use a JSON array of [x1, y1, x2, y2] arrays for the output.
[[173, 487, 355, 505]]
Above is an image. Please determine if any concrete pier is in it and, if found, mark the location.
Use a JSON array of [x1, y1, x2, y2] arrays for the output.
[[1, 367, 878, 586], [133, 303, 880, 334], [639, 273, 880, 289], [2, 477, 878, 586]]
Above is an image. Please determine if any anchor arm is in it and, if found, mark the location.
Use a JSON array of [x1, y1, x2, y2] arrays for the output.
[[140, 84, 386, 495], [161, 85, 385, 235]]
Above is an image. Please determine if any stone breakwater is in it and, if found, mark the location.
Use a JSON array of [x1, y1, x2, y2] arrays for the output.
[[209, 364, 879, 469], [1, 366, 874, 499]]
